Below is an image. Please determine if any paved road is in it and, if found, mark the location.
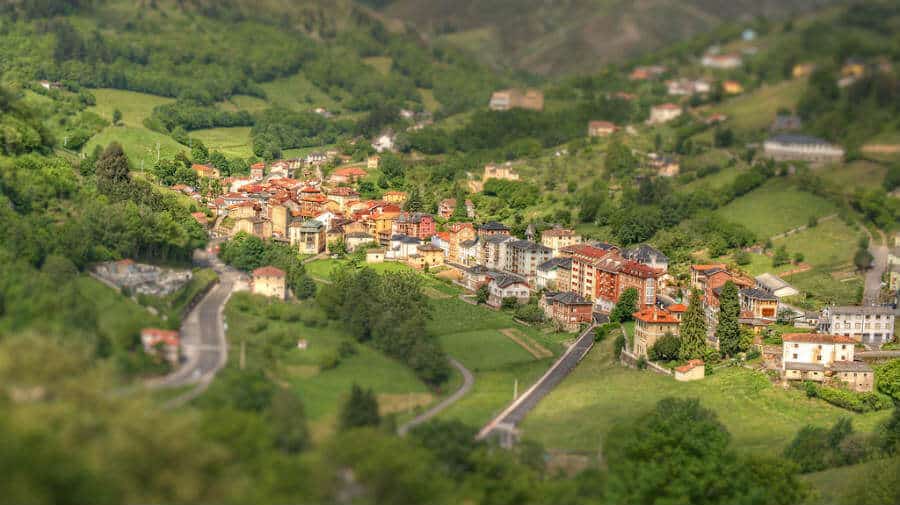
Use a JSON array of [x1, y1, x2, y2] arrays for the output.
[[397, 358, 474, 436], [147, 248, 238, 407], [864, 237, 888, 304], [477, 324, 595, 441]]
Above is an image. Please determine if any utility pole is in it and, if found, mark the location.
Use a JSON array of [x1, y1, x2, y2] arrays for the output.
[[240, 340, 246, 370], [513, 378, 518, 400], [156, 142, 161, 162]]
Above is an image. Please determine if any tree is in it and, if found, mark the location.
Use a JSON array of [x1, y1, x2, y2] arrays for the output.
[[293, 274, 317, 300], [648, 333, 680, 361], [111, 108, 122, 126], [475, 284, 489, 304], [451, 191, 468, 220], [772, 245, 790, 267], [714, 127, 734, 148], [854, 247, 874, 271], [95, 142, 131, 198], [680, 289, 708, 360], [793, 252, 804, 264], [716, 281, 741, 356], [880, 407, 900, 455], [610, 287, 638, 323], [605, 398, 807, 505], [269, 388, 310, 454], [605, 139, 638, 179], [339, 384, 380, 431], [404, 186, 423, 212]]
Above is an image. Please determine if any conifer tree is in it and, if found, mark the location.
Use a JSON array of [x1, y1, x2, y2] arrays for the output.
[[679, 288, 708, 360], [404, 186, 423, 212], [716, 281, 741, 356], [610, 287, 638, 323], [339, 384, 380, 431]]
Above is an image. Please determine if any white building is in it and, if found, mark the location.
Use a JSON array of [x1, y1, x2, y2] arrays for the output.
[[782, 333, 873, 391], [487, 273, 530, 308], [387, 234, 421, 260], [649, 103, 683, 124], [701, 53, 742, 69], [763, 134, 845, 164], [755, 273, 799, 299], [818, 306, 896, 346], [481, 235, 515, 271], [536, 257, 572, 291], [505, 240, 553, 285]]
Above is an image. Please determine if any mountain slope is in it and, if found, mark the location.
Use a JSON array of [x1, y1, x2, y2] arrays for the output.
[[380, 0, 845, 75]]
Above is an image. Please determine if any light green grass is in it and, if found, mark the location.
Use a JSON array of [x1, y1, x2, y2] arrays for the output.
[[774, 218, 861, 270], [716, 182, 838, 238], [84, 125, 187, 170], [87, 88, 174, 127], [223, 293, 430, 441], [418, 88, 440, 112], [221, 95, 270, 113], [784, 269, 863, 309], [80, 276, 163, 338], [521, 338, 890, 455], [260, 72, 340, 112], [191, 127, 254, 158], [709, 78, 807, 132], [801, 458, 896, 505], [820, 161, 888, 190], [363, 56, 392, 76]]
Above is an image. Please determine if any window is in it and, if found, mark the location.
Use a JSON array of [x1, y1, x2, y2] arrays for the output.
[[841, 344, 847, 350], [792, 353, 798, 359]]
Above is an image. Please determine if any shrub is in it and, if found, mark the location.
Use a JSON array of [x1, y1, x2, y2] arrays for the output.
[[514, 303, 545, 323], [501, 296, 519, 310], [636, 356, 648, 370], [814, 385, 893, 413], [648, 333, 681, 362], [594, 325, 609, 342], [318, 350, 341, 371], [338, 341, 357, 359], [746, 348, 761, 360], [614, 334, 626, 358]]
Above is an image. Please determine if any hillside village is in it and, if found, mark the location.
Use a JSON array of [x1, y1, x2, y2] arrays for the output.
[[4, 1, 900, 504]]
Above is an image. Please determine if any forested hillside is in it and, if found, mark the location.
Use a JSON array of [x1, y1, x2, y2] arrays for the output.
[[378, 0, 845, 74]]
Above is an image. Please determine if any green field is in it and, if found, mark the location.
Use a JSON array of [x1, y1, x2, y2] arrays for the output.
[[708, 78, 808, 133], [784, 269, 863, 309], [84, 125, 187, 171], [363, 56, 393, 76], [820, 160, 888, 190], [716, 182, 839, 238], [774, 218, 860, 270], [222, 293, 432, 441], [520, 338, 890, 455], [802, 458, 895, 505], [81, 276, 163, 340], [218, 94, 270, 113], [260, 72, 341, 113], [87, 88, 174, 127], [191, 127, 254, 158]]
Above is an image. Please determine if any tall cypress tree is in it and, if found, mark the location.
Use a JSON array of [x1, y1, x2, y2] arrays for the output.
[[95, 142, 131, 198], [339, 384, 380, 431], [404, 186, 423, 212], [716, 281, 741, 356], [679, 288, 708, 360], [451, 191, 468, 220]]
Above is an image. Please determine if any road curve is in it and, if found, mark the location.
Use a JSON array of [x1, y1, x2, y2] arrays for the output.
[[397, 358, 474, 435], [146, 248, 236, 408], [477, 324, 595, 440]]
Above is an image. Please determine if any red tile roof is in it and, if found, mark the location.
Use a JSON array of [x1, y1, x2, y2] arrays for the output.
[[782, 333, 856, 344], [252, 266, 286, 278], [667, 304, 687, 313], [141, 328, 180, 346], [332, 167, 367, 177], [675, 359, 704, 373], [633, 307, 680, 324]]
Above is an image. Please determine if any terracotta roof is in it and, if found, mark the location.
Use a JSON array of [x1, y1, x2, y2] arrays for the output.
[[692, 263, 728, 272], [675, 359, 704, 373], [332, 167, 367, 177], [782, 333, 856, 344], [564, 243, 612, 260], [252, 266, 286, 278], [633, 307, 680, 324], [116, 258, 135, 266], [141, 328, 180, 346], [667, 304, 687, 313], [328, 187, 359, 196], [542, 228, 577, 238]]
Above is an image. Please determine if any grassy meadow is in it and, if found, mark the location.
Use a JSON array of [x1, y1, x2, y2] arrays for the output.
[[715, 181, 839, 238], [191, 127, 255, 158], [520, 337, 891, 455]]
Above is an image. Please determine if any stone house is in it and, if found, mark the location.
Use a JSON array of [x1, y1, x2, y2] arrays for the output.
[[588, 121, 617, 137], [251, 266, 287, 300], [408, 244, 444, 270], [675, 360, 705, 381], [633, 307, 681, 358], [140, 328, 180, 365], [782, 333, 873, 392], [365, 248, 385, 264], [763, 135, 844, 164], [649, 103, 683, 124], [382, 190, 408, 204]]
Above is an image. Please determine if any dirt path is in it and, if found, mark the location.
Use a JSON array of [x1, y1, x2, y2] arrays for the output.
[[499, 328, 553, 359]]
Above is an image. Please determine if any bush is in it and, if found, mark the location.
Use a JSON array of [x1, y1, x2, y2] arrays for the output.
[[318, 350, 341, 371], [501, 296, 519, 310], [514, 303, 545, 323], [813, 384, 893, 413], [636, 356, 648, 370], [648, 333, 681, 362], [338, 341, 358, 359], [594, 325, 609, 342], [614, 334, 626, 358], [746, 348, 761, 360]]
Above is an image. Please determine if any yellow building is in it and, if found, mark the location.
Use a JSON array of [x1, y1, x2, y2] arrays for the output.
[[792, 63, 815, 78], [408, 244, 444, 270], [382, 190, 408, 204], [251, 266, 286, 300], [633, 307, 681, 358], [541, 228, 582, 256], [269, 203, 288, 238], [723, 80, 744, 95], [290, 219, 326, 255]]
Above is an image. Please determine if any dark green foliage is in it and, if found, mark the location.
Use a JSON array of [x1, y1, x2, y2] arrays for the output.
[[219, 233, 310, 297], [269, 388, 310, 454], [514, 302, 545, 323], [648, 333, 681, 362], [409, 420, 480, 477], [884, 163, 900, 191], [773, 245, 790, 267], [614, 333, 626, 358], [879, 407, 900, 455], [784, 418, 871, 473], [876, 359, 900, 401], [319, 266, 450, 385], [605, 139, 638, 179], [679, 289, 708, 360], [501, 296, 520, 309], [251, 109, 353, 156], [716, 281, 741, 356], [609, 287, 638, 323], [605, 398, 807, 505], [95, 142, 131, 198], [807, 383, 894, 413], [475, 284, 489, 304], [339, 384, 381, 430], [482, 179, 539, 209], [854, 247, 874, 271], [293, 274, 317, 300], [149, 100, 253, 131]]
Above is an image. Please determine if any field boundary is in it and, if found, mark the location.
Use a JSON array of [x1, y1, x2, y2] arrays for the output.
[[499, 328, 552, 359]]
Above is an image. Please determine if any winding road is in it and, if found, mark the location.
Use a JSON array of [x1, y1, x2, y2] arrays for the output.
[[864, 231, 888, 304], [477, 324, 595, 441], [398, 358, 474, 435], [146, 247, 238, 408]]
